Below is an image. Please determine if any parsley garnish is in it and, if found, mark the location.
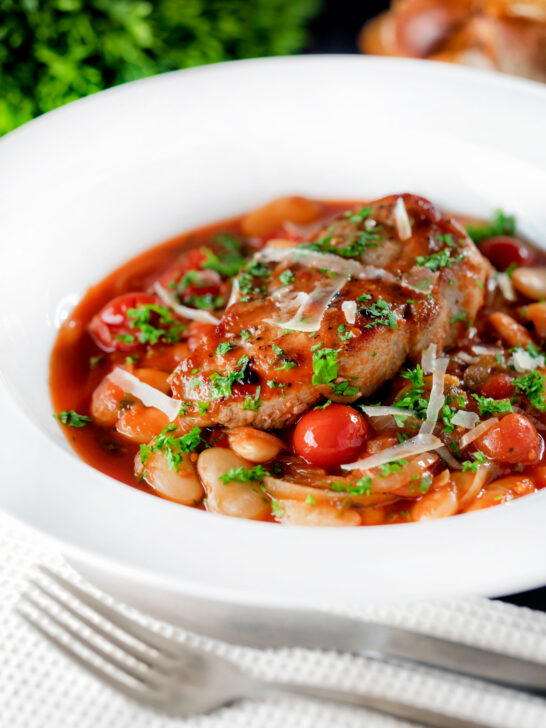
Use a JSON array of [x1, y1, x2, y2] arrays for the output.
[[54, 410, 91, 428], [394, 364, 428, 419], [209, 356, 250, 400], [89, 355, 104, 370], [378, 459, 408, 477], [416, 247, 464, 271], [337, 324, 355, 341], [331, 380, 359, 397], [216, 342, 232, 357], [140, 424, 204, 472], [467, 210, 516, 244], [242, 386, 262, 411], [127, 304, 184, 345], [471, 394, 513, 417], [272, 343, 296, 370], [462, 451, 488, 473], [514, 371, 546, 411], [219, 464, 270, 485], [329, 476, 372, 496], [279, 269, 295, 286], [311, 346, 340, 386], [358, 297, 398, 330]]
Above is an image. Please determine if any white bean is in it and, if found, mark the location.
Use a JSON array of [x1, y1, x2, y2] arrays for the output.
[[277, 499, 360, 527], [135, 451, 204, 505], [512, 267, 546, 301], [197, 448, 270, 520], [227, 427, 283, 463]]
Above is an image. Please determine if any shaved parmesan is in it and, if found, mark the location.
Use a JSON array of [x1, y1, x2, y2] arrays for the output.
[[459, 417, 499, 449], [108, 368, 181, 421], [451, 410, 480, 429], [360, 405, 414, 418], [341, 433, 443, 471], [496, 273, 516, 302], [472, 345, 504, 357], [153, 283, 220, 325], [421, 344, 437, 374], [264, 275, 348, 332], [456, 352, 477, 364], [226, 277, 240, 309], [420, 355, 448, 435], [342, 300, 357, 324], [393, 197, 412, 240], [260, 244, 363, 276], [510, 348, 545, 373]]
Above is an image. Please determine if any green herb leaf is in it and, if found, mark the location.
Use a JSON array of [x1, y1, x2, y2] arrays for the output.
[[54, 410, 92, 428], [467, 210, 516, 243]]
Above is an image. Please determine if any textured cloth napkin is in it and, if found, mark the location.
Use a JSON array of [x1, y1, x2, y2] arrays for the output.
[[2, 511, 546, 728]]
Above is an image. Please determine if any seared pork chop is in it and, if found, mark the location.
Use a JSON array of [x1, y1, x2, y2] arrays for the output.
[[168, 194, 490, 429]]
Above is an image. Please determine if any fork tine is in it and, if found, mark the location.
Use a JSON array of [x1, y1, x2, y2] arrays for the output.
[[28, 578, 169, 671], [38, 566, 179, 657], [19, 592, 168, 690], [16, 607, 162, 707]]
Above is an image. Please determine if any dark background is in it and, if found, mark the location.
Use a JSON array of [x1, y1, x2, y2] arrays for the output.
[[305, 0, 546, 613]]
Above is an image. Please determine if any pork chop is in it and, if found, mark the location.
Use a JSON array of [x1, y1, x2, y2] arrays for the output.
[[168, 194, 490, 429]]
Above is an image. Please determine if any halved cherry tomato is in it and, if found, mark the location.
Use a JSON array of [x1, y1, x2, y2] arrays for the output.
[[88, 293, 159, 352], [528, 465, 546, 490], [480, 373, 515, 400], [158, 265, 221, 303], [293, 404, 370, 468], [479, 236, 537, 270], [475, 413, 542, 465]]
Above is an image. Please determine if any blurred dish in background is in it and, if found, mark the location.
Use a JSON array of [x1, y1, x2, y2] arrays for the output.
[[359, 0, 546, 82]]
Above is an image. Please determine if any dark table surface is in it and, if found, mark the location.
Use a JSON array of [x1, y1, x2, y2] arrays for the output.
[[304, 0, 546, 613]]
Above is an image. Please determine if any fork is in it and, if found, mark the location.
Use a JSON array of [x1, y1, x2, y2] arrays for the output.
[[16, 567, 495, 727]]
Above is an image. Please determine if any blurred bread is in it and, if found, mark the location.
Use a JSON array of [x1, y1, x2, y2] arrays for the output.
[[359, 0, 546, 82]]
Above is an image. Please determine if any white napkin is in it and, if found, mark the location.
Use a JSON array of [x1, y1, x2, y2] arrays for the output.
[[2, 511, 546, 728]]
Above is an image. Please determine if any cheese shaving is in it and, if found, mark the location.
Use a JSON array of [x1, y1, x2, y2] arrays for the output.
[[420, 355, 448, 435], [341, 300, 357, 324], [393, 197, 412, 240], [421, 344, 437, 374], [360, 405, 414, 418], [260, 244, 364, 276], [153, 282, 220, 325], [108, 368, 181, 421], [451, 410, 480, 429], [340, 433, 443, 471], [264, 275, 348, 332], [496, 273, 516, 302], [510, 349, 545, 373], [226, 277, 240, 309], [459, 417, 499, 449]]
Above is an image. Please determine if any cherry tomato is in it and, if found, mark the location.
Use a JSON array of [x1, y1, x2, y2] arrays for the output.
[[480, 373, 515, 400], [159, 265, 221, 303], [479, 236, 537, 270], [89, 292, 159, 352], [293, 404, 370, 468], [475, 413, 542, 465]]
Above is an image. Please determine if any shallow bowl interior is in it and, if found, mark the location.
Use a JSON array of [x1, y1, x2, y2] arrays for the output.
[[1, 56, 546, 605]]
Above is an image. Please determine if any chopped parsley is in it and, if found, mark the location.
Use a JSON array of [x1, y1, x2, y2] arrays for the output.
[[466, 210, 516, 244], [216, 342, 232, 357], [329, 476, 372, 496], [331, 380, 359, 397], [305, 494, 316, 506], [242, 386, 262, 412], [209, 356, 250, 400], [462, 451, 488, 473], [302, 210, 382, 259], [127, 304, 184, 345], [311, 346, 340, 386], [54, 410, 92, 428], [272, 344, 296, 370], [89, 355, 104, 370], [471, 394, 513, 417], [314, 399, 332, 410], [394, 364, 428, 419], [239, 329, 251, 341], [200, 233, 247, 277], [416, 247, 464, 271], [378, 459, 408, 477], [358, 297, 398, 330], [197, 401, 210, 415], [514, 371, 546, 412], [219, 464, 270, 485], [337, 324, 355, 341], [450, 311, 468, 325], [279, 269, 295, 286], [179, 402, 191, 417], [140, 424, 204, 472]]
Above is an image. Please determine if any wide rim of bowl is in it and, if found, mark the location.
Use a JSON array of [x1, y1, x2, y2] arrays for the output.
[[2, 54, 546, 606]]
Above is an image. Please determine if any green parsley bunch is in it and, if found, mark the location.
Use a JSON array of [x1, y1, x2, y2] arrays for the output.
[[0, 0, 320, 136]]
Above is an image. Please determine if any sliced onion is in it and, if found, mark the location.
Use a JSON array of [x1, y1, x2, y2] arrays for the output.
[[459, 417, 499, 449], [342, 300, 357, 325], [360, 405, 414, 418], [341, 433, 443, 471], [451, 410, 480, 429], [153, 282, 220, 325], [108, 368, 181, 421], [393, 197, 412, 240], [436, 446, 463, 470]]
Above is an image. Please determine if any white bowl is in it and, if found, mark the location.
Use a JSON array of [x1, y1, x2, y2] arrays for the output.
[[2, 56, 546, 607]]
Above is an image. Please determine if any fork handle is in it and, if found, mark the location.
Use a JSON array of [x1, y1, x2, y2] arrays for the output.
[[260, 681, 491, 728]]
